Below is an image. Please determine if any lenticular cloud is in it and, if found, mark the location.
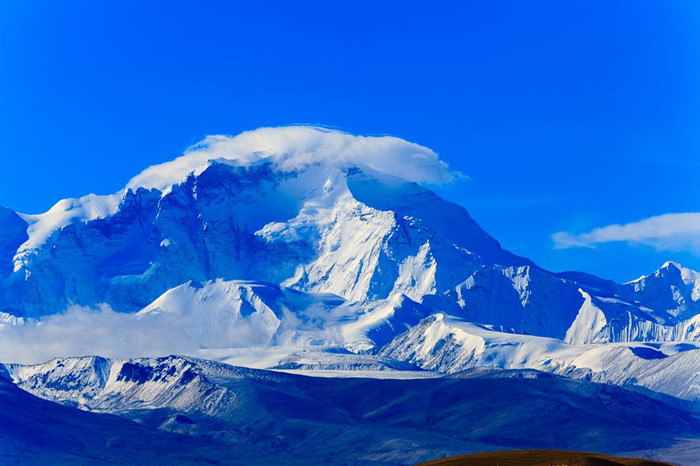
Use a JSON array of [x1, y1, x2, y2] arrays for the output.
[[128, 126, 459, 191]]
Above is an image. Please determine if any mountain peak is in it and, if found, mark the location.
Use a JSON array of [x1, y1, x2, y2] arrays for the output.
[[649, 261, 700, 285], [619, 261, 700, 322], [658, 261, 700, 283], [661, 260, 683, 271]]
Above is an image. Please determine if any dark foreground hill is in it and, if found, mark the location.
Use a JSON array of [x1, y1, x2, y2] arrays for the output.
[[419, 449, 674, 466]]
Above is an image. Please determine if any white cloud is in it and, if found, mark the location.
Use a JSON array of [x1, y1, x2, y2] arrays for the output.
[[553, 212, 700, 253], [0, 305, 271, 365], [128, 126, 460, 190]]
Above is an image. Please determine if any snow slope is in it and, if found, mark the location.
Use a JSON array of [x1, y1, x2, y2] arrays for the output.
[[379, 314, 700, 400]]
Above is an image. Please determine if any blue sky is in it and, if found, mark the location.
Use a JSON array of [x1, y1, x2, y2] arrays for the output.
[[1, 1, 699, 281]]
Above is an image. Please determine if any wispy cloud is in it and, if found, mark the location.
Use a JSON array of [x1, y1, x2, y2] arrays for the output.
[[552, 212, 700, 253], [0, 304, 275, 365]]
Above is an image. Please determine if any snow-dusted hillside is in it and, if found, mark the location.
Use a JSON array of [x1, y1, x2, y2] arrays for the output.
[[5, 356, 699, 464], [0, 367, 268, 465]]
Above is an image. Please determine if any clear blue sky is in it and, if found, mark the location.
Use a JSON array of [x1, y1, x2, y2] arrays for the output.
[[1, 1, 699, 282]]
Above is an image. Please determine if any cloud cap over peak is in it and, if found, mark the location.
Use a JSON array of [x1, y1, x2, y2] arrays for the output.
[[128, 126, 460, 191]]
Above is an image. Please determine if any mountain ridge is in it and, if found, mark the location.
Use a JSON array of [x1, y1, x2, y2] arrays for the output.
[[0, 126, 697, 397]]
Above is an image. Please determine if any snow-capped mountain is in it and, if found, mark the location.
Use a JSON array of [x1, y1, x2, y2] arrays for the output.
[[1, 155, 526, 318], [0, 126, 698, 464], [0, 127, 697, 341], [0, 126, 697, 402]]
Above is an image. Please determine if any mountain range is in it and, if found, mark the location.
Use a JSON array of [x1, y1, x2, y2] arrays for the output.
[[0, 126, 697, 464]]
